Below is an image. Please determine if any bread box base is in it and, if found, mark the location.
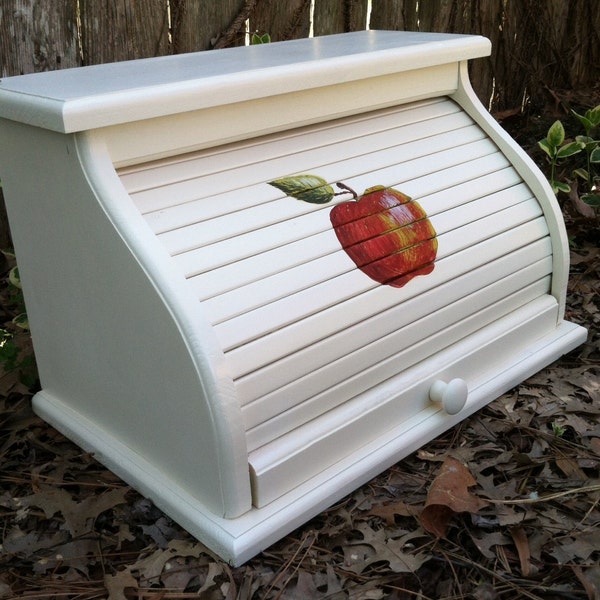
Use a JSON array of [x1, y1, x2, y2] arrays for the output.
[[34, 315, 582, 564], [0, 31, 586, 565]]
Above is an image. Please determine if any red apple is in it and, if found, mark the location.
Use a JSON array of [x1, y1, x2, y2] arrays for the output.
[[268, 176, 438, 288], [330, 185, 437, 287]]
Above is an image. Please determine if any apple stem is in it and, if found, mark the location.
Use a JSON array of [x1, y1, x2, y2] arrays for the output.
[[334, 182, 358, 200]]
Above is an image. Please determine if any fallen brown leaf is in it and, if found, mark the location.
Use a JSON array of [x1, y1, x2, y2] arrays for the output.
[[420, 456, 488, 537], [510, 526, 532, 577], [368, 500, 421, 525]]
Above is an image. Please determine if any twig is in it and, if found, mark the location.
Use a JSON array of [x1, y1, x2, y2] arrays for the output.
[[213, 0, 258, 49], [261, 531, 317, 600], [486, 483, 600, 505]]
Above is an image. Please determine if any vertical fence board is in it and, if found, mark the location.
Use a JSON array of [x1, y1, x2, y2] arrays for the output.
[[0, 0, 79, 77], [346, 0, 369, 31], [313, 0, 369, 36], [171, 0, 247, 51], [79, 0, 170, 65], [465, 0, 503, 110], [492, 1, 535, 112], [313, 0, 345, 34], [251, 0, 311, 42], [370, 0, 419, 31], [542, 0, 600, 91], [417, 0, 459, 32]]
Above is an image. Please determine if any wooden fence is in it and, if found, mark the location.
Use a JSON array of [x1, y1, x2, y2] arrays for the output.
[[0, 0, 599, 246]]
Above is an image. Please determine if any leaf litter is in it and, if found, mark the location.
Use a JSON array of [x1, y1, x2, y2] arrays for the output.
[[1, 125, 599, 599]]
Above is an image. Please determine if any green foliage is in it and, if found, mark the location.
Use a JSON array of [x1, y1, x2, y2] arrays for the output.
[[551, 421, 566, 437], [538, 105, 600, 208], [538, 120, 585, 194], [250, 32, 271, 45], [0, 254, 38, 389]]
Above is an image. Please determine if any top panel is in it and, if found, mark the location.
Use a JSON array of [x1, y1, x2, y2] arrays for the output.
[[0, 31, 490, 133]]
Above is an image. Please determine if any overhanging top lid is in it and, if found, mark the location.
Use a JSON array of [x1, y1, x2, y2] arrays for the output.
[[0, 30, 490, 133]]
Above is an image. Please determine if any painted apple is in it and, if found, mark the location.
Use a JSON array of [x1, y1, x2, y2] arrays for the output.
[[269, 174, 437, 288]]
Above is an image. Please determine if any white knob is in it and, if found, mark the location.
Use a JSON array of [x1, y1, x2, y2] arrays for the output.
[[429, 378, 468, 415]]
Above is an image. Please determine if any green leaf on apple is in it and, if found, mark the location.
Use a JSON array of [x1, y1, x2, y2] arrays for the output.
[[269, 174, 335, 204]]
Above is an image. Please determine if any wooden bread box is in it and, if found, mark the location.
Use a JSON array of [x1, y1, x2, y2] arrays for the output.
[[0, 31, 587, 565]]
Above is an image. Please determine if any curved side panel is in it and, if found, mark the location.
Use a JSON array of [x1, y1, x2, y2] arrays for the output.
[[450, 61, 570, 319], [0, 120, 251, 518], [76, 130, 252, 518]]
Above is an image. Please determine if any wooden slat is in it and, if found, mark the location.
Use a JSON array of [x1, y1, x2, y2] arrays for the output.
[[161, 140, 502, 277], [141, 113, 481, 229], [130, 107, 473, 218]]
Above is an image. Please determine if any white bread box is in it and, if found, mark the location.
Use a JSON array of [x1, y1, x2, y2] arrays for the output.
[[0, 31, 587, 564]]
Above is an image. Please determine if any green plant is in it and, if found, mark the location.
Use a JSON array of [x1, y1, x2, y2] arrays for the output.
[[538, 104, 600, 208], [0, 254, 38, 389], [551, 421, 566, 437], [537, 120, 585, 194], [250, 32, 271, 45], [572, 105, 600, 207]]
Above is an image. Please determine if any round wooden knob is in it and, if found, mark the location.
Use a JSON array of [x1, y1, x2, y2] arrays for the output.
[[429, 378, 468, 415]]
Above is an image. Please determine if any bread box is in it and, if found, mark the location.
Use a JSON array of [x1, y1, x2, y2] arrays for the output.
[[0, 31, 587, 564]]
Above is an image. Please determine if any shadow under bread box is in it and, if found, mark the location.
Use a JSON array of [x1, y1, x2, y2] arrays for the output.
[[0, 31, 587, 564]]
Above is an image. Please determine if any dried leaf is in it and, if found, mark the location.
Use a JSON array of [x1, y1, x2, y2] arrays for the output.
[[161, 555, 202, 590], [570, 180, 596, 218], [469, 530, 512, 559], [420, 457, 488, 537], [20, 486, 128, 537], [509, 527, 532, 577], [104, 569, 139, 600], [555, 456, 588, 480], [1, 525, 66, 555], [0, 582, 14, 600], [368, 501, 421, 525], [130, 539, 210, 584], [549, 532, 600, 563], [346, 524, 428, 574], [141, 515, 181, 548], [472, 582, 500, 600], [197, 561, 227, 595], [324, 563, 344, 597], [572, 566, 600, 600], [285, 569, 320, 599], [579, 370, 600, 403], [33, 538, 99, 575]]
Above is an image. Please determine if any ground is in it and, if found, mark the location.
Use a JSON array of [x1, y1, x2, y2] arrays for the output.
[[0, 105, 598, 600]]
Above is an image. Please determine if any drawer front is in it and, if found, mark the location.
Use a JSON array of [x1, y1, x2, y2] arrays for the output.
[[119, 97, 554, 501]]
